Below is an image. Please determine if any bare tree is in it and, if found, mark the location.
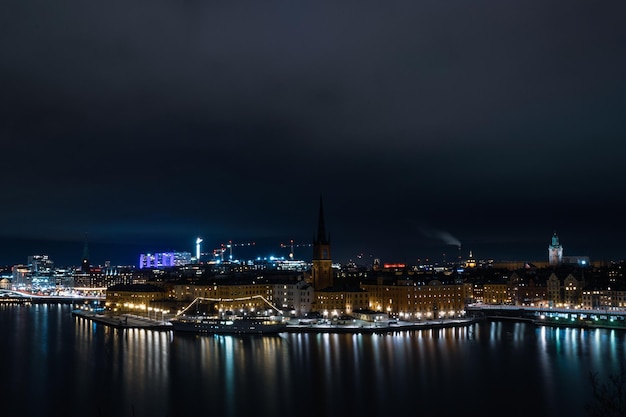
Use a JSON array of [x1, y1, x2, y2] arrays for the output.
[[586, 366, 626, 417]]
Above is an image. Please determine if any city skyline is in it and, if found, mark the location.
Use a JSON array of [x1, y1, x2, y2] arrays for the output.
[[2, 1, 625, 268], [0, 225, 621, 269]]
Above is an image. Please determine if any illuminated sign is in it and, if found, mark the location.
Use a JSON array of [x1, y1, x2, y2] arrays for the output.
[[383, 263, 406, 269]]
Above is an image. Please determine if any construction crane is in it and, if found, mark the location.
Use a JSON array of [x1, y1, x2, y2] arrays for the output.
[[211, 247, 226, 261], [220, 240, 256, 261], [280, 239, 312, 260]]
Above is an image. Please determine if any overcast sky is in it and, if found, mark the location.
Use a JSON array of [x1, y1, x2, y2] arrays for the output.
[[1, 0, 625, 267]]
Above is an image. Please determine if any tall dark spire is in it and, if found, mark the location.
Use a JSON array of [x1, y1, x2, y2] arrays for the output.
[[82, 237, 89, 260], [316, 195, 328, 243], [81, 233, 90, 272], [312, 195, 332, 290]]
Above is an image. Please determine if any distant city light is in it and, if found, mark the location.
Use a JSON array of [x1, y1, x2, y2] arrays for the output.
[[196, 237, 203, 262]]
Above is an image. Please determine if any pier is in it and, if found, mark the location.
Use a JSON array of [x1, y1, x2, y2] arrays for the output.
[[72, 309, 174, 330], [282, 317, 477, 333], [71, 307, 477, 333]]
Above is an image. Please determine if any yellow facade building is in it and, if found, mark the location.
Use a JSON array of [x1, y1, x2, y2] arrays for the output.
[[361, 279, 471, 320]]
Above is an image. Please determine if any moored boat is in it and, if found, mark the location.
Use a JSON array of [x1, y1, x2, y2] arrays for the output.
[[170, 315, 287, 334], [169, 295, 287, 335]]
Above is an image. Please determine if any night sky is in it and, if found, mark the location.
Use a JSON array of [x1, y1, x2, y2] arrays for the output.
[[2, 1, 625, 267]]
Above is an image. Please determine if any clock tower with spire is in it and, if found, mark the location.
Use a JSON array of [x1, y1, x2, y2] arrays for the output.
[[548, 231, 563, 266], [81, 234, 91, 273], [311, 196, 333, 290]]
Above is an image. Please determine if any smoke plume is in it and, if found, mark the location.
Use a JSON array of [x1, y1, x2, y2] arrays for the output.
[[419, 226, 461, 248]]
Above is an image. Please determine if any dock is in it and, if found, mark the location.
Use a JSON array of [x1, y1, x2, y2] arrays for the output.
[[72, 309, 173, 330], [72, 309, 477, 333], [282, 318, 478, 333]]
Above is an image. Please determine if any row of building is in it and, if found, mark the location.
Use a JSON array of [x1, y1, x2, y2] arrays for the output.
[[101, 258, 624, 319], [103, 201, 624, 318], [2, 200, 623, 319]]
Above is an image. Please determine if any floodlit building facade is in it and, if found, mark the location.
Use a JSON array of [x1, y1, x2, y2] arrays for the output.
[[139, 252, 192, 269]]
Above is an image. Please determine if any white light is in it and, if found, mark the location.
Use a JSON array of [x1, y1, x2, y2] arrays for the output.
[[196, 237, 203, 261]]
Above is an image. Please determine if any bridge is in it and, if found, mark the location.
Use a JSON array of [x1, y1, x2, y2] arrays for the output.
[[466, 303, 626, 328], [0, 289, 105, 303]]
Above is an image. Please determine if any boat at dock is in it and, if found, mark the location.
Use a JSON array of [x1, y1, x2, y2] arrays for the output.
[[170, 315, 287, 334], [169, 295, 287, 335]]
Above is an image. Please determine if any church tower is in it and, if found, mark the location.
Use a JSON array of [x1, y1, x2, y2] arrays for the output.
[[465, 250, 477, 268], [311, 196, 333, 290], [548, 231, 563, 266]]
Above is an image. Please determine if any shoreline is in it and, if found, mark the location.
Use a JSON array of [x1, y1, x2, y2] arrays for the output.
[[72, 309, 478, 333], [282, 318, 477, 333], [72, 309, 626, 334], [486, 315, 626, 331], [72, 309, 174, 330]]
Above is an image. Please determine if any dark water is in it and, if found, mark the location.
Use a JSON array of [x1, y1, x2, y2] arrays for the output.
[[1, 303, 624, 417]]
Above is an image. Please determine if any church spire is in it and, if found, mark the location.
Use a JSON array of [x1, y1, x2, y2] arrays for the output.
[[548, 230, 563, 266], [82, 237, 89, 260], [312, 195, 332, 290], [551, 230, 559, 246], [316, 195, 328, 244], [81, 233, 90, 272]]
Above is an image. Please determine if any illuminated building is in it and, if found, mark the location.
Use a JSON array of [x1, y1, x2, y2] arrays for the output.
[[548, 231, 563, 265], [271, 280, 315, 316], [464, 251, 477, 268], [483, 282, 509, 304], [562, 255, 590, 267], [105, 283, 167, 311], [171, 280, 277, 311], [360, 274, 470, 319], [139, 252, 192, 269], [196, 238, 203, 263], [81, 238, 90, 273], [308, 197, 367, 315], [27, 255, 54, 274], [548, 232, 590, 268], [0, 277, 10, 290], [547, 272, 585, 308], [11, 265, 30, 288], [315, 287, 369, 316], [27, 254, 55, 287]]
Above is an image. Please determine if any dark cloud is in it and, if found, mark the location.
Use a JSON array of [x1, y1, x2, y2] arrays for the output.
[[1, 0, 625, 266]]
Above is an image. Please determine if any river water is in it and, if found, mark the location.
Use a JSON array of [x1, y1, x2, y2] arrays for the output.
[[1, 303, 624, 417]]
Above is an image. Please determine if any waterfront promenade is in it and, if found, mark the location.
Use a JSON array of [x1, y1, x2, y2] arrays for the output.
[[72, 309, 174, 330], [282, 317, 476, 333], [1, 288, 104, 304], [71, 309, 477, 333], [66, 304, 626, 333]]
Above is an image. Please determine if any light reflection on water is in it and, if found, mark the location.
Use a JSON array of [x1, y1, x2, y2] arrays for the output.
[[1, 305, 625, 417]]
